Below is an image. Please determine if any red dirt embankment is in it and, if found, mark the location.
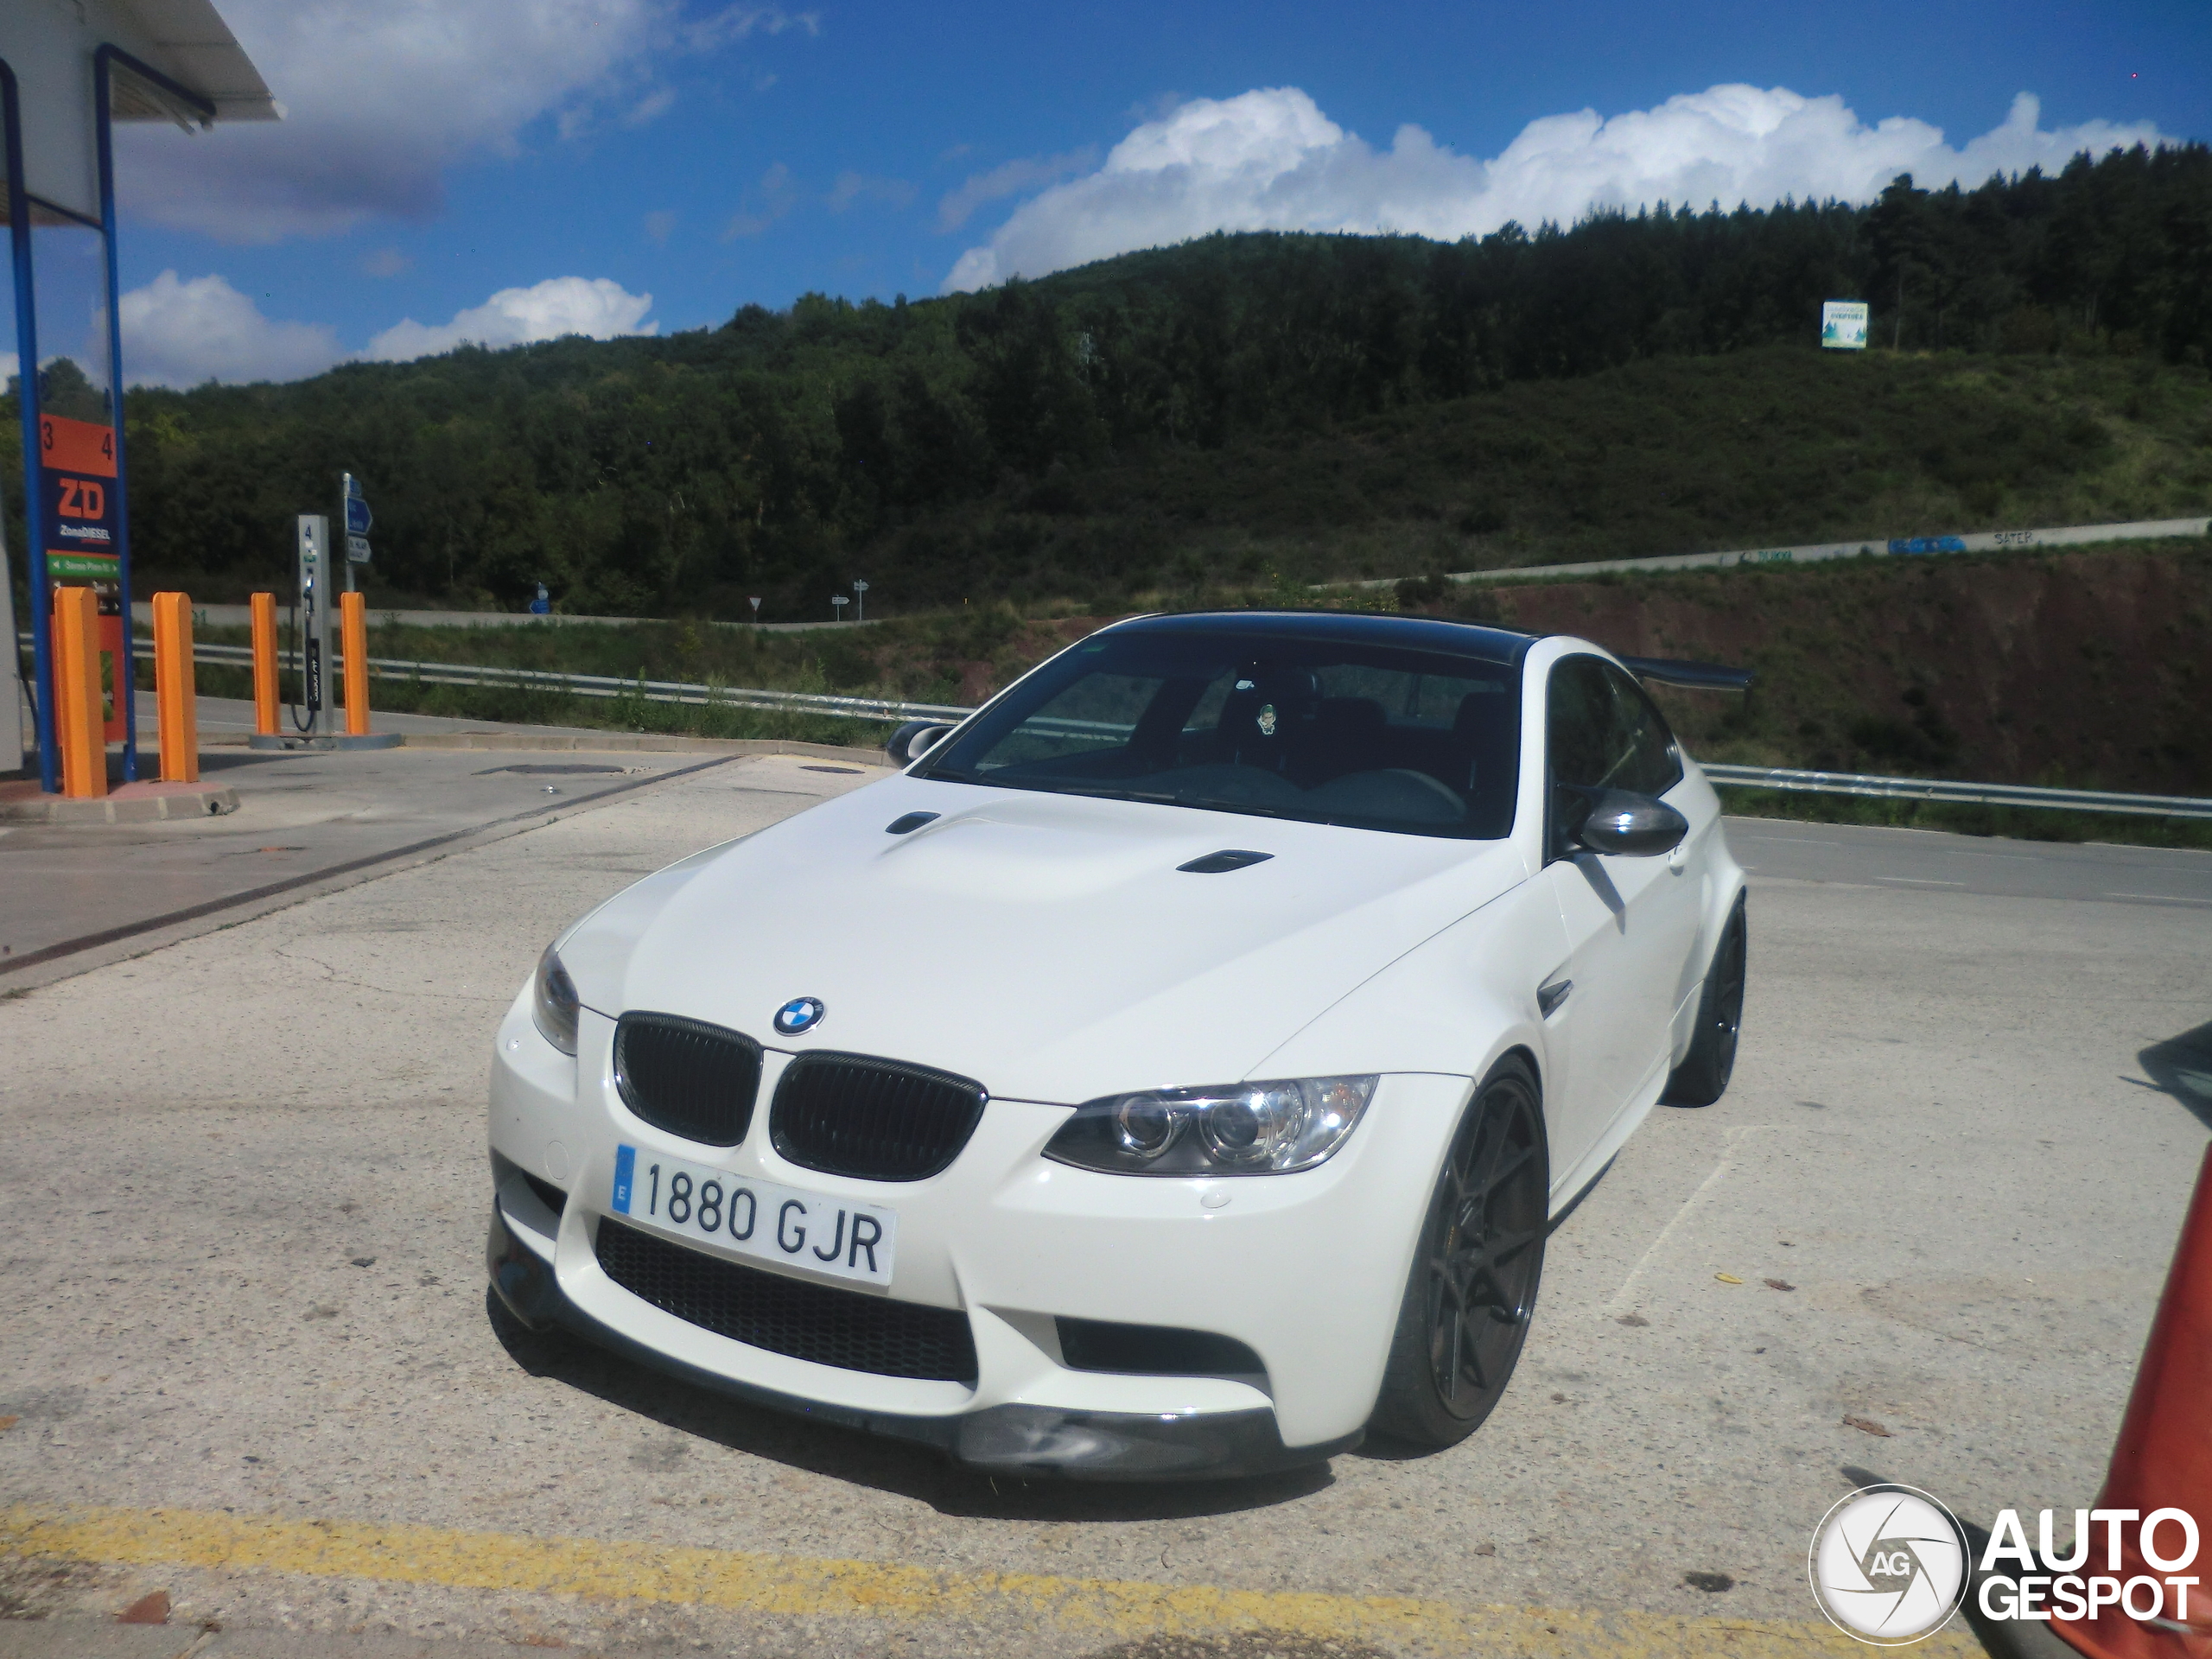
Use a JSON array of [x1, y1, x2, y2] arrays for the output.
[[952, 543, 2207, 794], [1478, 543, 2209, 794]]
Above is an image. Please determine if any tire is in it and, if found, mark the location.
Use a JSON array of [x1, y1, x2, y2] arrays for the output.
[[1662, 892, 1748, 1107], [1368, 1055, 1548, 1449]]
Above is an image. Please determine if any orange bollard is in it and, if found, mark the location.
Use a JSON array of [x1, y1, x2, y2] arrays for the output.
[[2051, 1141, 2212, 1659], [151, 592, 200, 784], [52, 585, 107, 798], [340, 590, 370, 736], [250, 592, 279, 736]]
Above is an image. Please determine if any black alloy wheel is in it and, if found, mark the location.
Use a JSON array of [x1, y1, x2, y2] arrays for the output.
[[1370, 1057, 1548, 1447], [1662, 893, 1748, 1107]]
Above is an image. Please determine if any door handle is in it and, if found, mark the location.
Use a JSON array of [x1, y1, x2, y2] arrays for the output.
[[1538, 977, 1572, 1018]]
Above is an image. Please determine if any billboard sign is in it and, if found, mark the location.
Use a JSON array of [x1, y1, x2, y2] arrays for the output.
[[40, 411, 120, 578], [1821, 301, 1870, 351]]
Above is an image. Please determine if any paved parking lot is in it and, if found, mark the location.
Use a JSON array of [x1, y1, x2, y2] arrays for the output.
[[1, 763, 2206, 1657]]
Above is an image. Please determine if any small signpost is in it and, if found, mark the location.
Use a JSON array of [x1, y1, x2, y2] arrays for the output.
[[748, 596, 762, 623], [1821, 301, 1870, 351], [341, 473, 372, 591], [530, 582, 551, 616], [851, 577, 869, 623], [830, 594, 849, 620]]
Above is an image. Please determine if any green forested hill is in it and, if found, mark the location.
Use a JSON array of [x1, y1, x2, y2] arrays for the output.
[[9, 142, 2210, 620]]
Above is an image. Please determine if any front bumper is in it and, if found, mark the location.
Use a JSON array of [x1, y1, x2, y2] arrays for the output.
[[488, 1198, 1356, 1479], [488, 995, 1477, 1479]]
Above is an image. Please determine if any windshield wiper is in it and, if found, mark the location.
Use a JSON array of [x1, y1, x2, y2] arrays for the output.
[[1167, 798, 1312, 819], [981, 776, 1181, 804]]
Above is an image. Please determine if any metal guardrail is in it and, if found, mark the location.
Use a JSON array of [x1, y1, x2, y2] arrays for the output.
[[170, 639, 969, 725], [55, 634, 2205, 820], [1335, 512, 2212, 591], [1700, 764, 2212, 821]]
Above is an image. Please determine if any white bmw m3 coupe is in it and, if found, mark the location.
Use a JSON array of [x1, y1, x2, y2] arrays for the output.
[[488, 611, 1748, 1478]]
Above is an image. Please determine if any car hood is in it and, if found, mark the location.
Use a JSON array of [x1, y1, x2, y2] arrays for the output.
[[560, 777, 1530, 1103]]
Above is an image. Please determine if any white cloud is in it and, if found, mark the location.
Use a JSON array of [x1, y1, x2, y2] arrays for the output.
[[645, 209, 678, 244], [365, 276, 656, 361], [119, 270, 345, 386], [682, 5, 818, 52], [723, 162, 798, 238], [114, 1, 817, 243], [826, 171, 916, 213], [620, 86, 679, 127], [944, 86, 2171, 292], [937, 148, 1096, 232]]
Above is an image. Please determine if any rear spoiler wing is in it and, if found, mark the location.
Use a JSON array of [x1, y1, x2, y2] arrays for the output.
[[1619, 656, 1754, 693]]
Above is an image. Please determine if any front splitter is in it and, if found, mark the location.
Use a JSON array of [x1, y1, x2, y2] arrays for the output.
[[487, 1201, 1359, 1482]]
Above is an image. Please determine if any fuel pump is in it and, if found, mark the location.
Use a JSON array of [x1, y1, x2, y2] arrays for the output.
[[294, 514, 331, 736]]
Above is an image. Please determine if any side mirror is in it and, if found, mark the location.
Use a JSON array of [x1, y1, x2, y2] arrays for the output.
[[887, 721, 955, 767], [1569, 788, 1688, 857]]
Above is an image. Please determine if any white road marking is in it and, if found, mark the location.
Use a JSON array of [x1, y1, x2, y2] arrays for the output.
[[1877, 876, 1964, 886], [1602, 1125, 1777, 1318], [2103, 892, 2212, 906]]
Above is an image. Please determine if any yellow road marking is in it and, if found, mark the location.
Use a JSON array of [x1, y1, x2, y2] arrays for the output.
[[2, 1503, 1977, 1656]]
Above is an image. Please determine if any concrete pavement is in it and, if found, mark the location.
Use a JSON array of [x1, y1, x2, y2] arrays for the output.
[[0, 776, 2205, 1656], [0, 727, 885, 986]]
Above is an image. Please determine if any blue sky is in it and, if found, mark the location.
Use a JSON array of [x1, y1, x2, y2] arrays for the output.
[[106, 0, 2211, 386]]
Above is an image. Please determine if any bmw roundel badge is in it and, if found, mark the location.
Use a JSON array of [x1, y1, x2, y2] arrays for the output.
[[773, 996, 825, 1036]]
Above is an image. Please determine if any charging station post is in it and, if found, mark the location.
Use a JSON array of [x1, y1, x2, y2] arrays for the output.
[[296, 514, 331, 739]]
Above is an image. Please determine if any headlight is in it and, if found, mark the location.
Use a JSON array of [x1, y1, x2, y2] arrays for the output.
[[531, 944, 581, 1056], [1045, 1076, 1377, 1175]]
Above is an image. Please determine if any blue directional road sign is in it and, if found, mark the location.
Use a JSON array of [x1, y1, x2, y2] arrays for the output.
[[343, 473, 372, 535], [342, 473, 372, 563]]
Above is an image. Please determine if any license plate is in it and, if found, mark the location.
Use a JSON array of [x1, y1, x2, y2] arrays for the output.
[[609, 1145, 896, 1287]]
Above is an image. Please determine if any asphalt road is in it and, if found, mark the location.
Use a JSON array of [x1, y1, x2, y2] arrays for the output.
[[0, 743, 732, 980], [0, 775, 2206, 1658], [1727, 815, 2212, 909]]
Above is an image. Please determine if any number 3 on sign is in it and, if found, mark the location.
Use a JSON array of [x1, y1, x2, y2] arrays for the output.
[[39, 415, 118, 476]]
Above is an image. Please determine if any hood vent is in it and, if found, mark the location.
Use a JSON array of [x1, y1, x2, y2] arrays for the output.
[[1178, 849, 1274, 874], [771, 1052, 987, 1181], [613, 1013, 763, 1147]]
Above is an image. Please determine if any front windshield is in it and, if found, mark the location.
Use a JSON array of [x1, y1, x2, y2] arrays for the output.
[[918, 626, 1522, 839]]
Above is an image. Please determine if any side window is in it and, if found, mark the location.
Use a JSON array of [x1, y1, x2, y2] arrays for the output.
[[1547, 655, 1684, 822], [1546, 658, 1617, 790], [1601, 664, 1683, 797]]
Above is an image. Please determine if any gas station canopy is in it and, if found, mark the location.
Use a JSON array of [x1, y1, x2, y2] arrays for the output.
[[3, 0, 276, 225], [2, 0, 276, 789]]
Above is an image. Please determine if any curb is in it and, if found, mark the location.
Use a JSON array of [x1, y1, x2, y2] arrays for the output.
[[181, 730, 890, 762], [0, 782, 238, 823], [245, 731, 404, 752], [387, 732, 892, 762]]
